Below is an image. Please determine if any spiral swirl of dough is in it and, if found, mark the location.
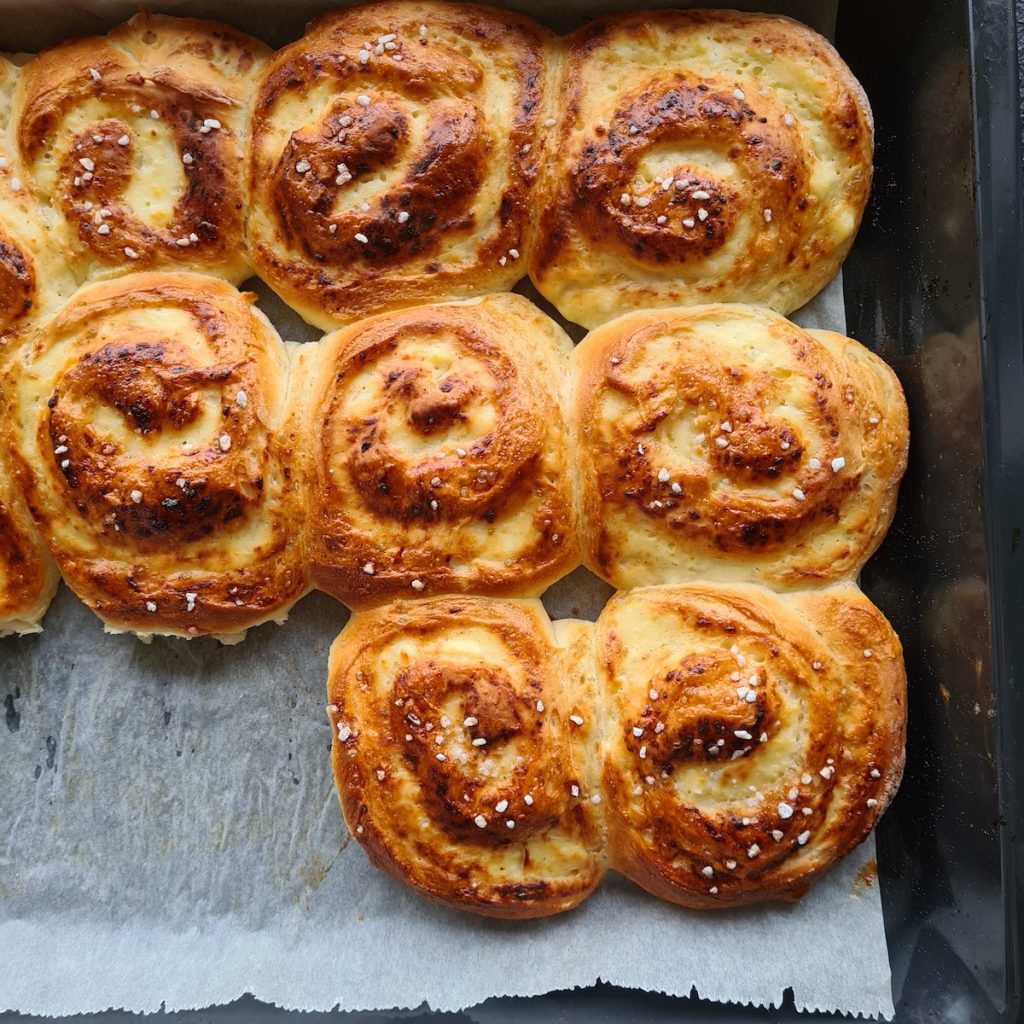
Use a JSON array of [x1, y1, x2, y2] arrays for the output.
[[574, 305, 908, 590], [247, 1, 553, 329], [327, 597, 602, 918], [530, 10, 873, 328], [4, 272, 307, 641], [596, 582, 905, 908], [301, 293, 578, 607], [14, 13, 268, 284]]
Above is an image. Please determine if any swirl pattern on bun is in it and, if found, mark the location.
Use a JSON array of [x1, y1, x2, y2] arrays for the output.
[[14, 14, 268, 284], [530, 10, 873, 328], [327, 596, 603, 918], [247, 0, 553, 329], [4, 272, 308, 641], [595, 582, 905, 908], [300, 293, 579, 607], [573, 304, 908, 590]]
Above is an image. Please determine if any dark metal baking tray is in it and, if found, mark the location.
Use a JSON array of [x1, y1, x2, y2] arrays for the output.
[[1, 0, 1021, 1020]]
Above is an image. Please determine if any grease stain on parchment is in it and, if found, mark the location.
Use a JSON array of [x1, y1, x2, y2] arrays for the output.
[[852, 858, 878, 897]]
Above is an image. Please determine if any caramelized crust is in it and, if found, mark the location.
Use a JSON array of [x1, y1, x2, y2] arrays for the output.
[[247, 0, 555, 329], [0, 57, 76, 337], [573, 305, 908, 589], [14, 13, 269, 284], [327, 596, 603, 918], [530, 9, 873, 327], [595, 582, 905, 908], [4, 272, 308, 641], [300, 293, 579, 606]]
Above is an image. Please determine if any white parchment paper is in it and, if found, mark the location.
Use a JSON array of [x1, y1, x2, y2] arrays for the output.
[[0, 1, 895, 1018]]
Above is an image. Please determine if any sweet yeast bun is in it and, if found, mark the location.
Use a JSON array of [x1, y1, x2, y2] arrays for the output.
[[247, 1, 556, 329], [299, 292, 580, 608], [530, 9, 873, 328], [595, 581, 905, 907], [573, 304, 908, 590], [4, 271, 309, 642], [14, 14, 269, 284], [326, 595, 603, 918]]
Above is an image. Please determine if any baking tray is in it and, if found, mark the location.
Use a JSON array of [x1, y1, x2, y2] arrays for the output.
[[1, 0, 1022, 1020]]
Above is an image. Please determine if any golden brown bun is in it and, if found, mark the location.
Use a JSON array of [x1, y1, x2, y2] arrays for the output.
[[595, 582, 905, 908], [247, 1, 555, 329], [4, 272, 308, 641], [14, 14, 269, 285], [327, 596, 603, 918], [0, 447, 58, 636], [530, 10, 873, 328], [0, 57, 76, 337], [325, 584, 905, 915], [300, 293, 579, 607], [573, 305, 908, 590]]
